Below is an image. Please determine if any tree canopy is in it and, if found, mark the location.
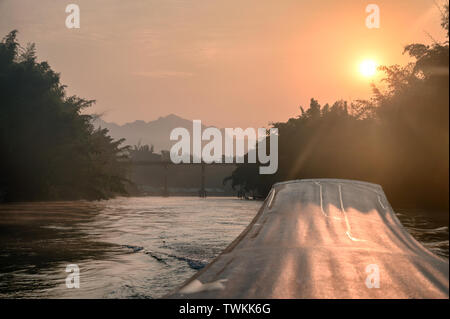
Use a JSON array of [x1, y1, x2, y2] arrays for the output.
[[227, 6, 449, 209], [0, 31, 129, 201]]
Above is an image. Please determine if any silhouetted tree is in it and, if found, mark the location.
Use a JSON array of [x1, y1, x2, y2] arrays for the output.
[[0, 31, 130, 201], [227, 6, 449, 209]]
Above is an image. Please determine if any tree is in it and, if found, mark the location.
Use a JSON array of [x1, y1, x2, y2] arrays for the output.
[[0, 31, 130, 201], [226, 5, 449, 209]]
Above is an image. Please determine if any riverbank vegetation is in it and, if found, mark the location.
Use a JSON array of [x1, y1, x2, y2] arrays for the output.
[[227, 5, 449, 209], [0, 31, 130, 201], [1, 5, 448, 207]]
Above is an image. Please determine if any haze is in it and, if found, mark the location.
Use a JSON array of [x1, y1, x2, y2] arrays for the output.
[[0, 0, 446, 127]]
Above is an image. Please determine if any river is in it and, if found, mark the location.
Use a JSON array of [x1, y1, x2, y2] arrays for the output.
[[0, 196, 447, 298]]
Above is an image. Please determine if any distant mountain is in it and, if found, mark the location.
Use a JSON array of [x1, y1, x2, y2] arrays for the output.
[[93, 115, 243, 194], [94, 114, 201, 152], [94, 114, 256, 158]]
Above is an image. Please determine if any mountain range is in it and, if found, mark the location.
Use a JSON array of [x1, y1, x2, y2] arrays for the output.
[[94, 114, 200, 152], [94, 114, 254, 156]]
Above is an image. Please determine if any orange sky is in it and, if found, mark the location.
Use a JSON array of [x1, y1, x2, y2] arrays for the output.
[[0, 0, 447, 128]]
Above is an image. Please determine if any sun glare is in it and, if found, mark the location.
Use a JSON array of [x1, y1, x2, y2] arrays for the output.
[[359, 59, 377, 78]]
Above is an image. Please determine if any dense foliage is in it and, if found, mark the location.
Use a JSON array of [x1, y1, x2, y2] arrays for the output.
[[227, 7, 449, 209], [0, 31, 129, 201]]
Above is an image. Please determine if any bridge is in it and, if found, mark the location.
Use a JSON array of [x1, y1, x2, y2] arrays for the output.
[[131, 161, 238, 197]]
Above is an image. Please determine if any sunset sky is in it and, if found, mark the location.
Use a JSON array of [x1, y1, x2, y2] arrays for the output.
[[0, 0, 447, 128]]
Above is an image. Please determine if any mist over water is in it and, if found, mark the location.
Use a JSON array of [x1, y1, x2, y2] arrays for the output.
[[0, 197, 447, 298]]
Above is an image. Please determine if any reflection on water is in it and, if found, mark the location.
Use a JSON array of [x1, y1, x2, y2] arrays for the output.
[[395, 209, 449, 260], [0, 197, 261, 298], [0, 197, 448, 298]]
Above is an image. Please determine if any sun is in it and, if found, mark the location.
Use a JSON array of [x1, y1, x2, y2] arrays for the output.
[[359, 59, 378, 78]]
